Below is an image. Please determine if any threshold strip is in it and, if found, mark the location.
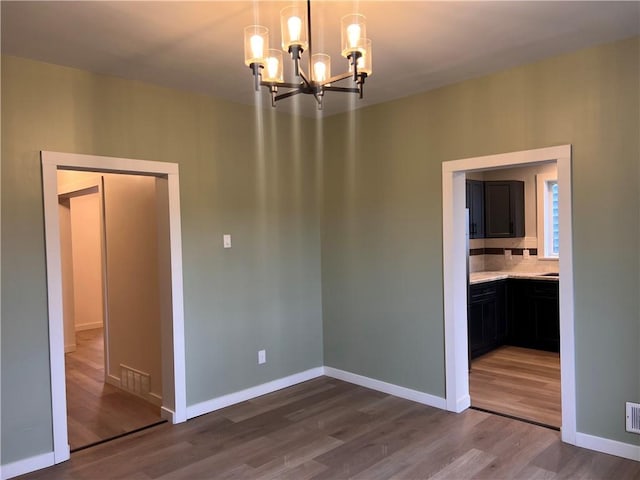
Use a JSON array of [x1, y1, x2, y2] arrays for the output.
[[470, 406, 560, 431], [71, 419, 168, 453]]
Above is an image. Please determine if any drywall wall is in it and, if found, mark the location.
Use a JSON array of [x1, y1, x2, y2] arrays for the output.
[[101, 174, 162, 400], [1, 55, 323, 464], [1, 35, 637, 469], [322, 36, 639, 446], [69, 191, 104, 331]]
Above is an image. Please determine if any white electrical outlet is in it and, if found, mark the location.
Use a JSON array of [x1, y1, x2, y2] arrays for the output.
[[523, 249, 530, 258], [223, 234, 232, 248], [258, 349, 266, 365], [504, 249, 512, 260]]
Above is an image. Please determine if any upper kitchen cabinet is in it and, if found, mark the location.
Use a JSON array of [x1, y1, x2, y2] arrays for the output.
[[466, 180, 485, 239], [484, 180, 525, 238]]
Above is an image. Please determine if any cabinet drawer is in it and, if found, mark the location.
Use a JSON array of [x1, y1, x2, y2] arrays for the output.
[[529, 281, 559, 297], [470, 283, 498, 300]]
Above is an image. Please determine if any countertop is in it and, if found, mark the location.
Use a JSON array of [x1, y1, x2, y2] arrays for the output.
[[470, 271, 559, 285]]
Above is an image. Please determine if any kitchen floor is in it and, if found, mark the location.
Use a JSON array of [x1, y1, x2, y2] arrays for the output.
[[469, 345, 561, 428]]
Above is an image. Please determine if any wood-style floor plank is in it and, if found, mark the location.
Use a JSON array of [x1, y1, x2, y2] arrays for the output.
[[65, 328, 162, 450], [469, 345, 561, 428], [19, 377, 639, 480]]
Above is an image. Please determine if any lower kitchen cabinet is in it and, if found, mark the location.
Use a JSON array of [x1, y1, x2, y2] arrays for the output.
[[468, 280, 506, 359], [468, 278, 559, 359], [508, 279, 560, 352]]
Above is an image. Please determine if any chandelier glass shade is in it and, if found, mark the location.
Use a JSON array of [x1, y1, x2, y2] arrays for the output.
[[243, 0, 372, 109]]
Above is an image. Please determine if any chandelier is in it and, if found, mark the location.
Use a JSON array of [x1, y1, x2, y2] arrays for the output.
[[243, 0, 372, 109]]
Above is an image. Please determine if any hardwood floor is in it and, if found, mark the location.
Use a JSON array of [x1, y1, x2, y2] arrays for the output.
[[469, 345, 561, 428], [65, 328, 162, 451], [21, 377, 639, 479]]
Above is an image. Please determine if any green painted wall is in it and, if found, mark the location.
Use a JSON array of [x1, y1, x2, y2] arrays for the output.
[[1, 56, 324, 464], [322, 36, 639, 444], [2, 35, 639, 467]]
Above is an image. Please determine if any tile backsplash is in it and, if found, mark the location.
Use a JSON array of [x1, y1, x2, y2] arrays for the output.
[[469, 247, 558, 273]]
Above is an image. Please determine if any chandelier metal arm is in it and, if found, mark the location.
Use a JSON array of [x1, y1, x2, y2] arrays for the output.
[[323, 86, 360, 94], [274, 89, 305, 102], [320, 71, 359, 87], [298, 68, 312, 88], [262, 81, 304, 89]]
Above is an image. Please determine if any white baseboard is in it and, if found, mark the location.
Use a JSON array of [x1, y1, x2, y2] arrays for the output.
[[575, 432, 640, 461], [148, 392, 163, 407], [1, 452, 54, 480], [186, 367, 324, 419], [453, 393, 471, 413], [75, 322, 103, 332], [161, 406, 176, 423], [323, 366, 447, 410], [106, 373, 121, 388]]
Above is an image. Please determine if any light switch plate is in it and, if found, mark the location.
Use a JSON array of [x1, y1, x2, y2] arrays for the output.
[[223, 234, 232, 248], [258, 349, 266, 365]]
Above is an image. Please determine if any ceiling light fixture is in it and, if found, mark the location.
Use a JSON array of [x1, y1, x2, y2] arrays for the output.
[[244, 0, 372, 109]]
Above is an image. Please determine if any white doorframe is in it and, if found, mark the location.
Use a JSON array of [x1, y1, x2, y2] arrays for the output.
[[442, 144, 576, 445], [41, 151, 187, 464]]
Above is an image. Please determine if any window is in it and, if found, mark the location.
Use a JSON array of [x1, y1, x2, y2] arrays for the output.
[[536, 173, 559, 259]]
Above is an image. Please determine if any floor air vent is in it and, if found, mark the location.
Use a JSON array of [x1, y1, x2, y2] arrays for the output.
[[626, 402, 640, 434], [120, 364, 151, 397]]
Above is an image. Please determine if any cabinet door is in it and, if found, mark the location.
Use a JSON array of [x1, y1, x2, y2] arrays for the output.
[[484, 181, 524, 238], [466, 180, 485, 239], [507, 279, 559, 352], [529, 281, 560, 352], [468, 302, 485, 356], [506, 280, 534, 347], [468, 281, 505, 359]]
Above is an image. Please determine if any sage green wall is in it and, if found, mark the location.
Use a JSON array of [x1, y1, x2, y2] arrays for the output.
[[2, 36, 639, 468], [322, 37, 640, 444], [0, 56, 323, 464]]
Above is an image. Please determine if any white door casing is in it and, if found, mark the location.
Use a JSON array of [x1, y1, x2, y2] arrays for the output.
[[41, 151, 187, 464], [441, 144, 576, 445]]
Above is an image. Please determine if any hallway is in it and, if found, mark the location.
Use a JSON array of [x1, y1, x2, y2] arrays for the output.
[[65, 328, 163, 450]]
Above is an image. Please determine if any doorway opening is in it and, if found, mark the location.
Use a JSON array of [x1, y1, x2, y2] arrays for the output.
[[42, 152, 187, 464], [58, 171, 167, 451], [442, 145, 577, 445], [465, 162, 561, 428]]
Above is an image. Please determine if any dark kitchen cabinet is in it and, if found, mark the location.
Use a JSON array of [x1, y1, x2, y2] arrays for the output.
[[468, 280, 506, 359], [465, 180, 485, 239], [507, 279, 559, 352], [484, 181, 525, 238]]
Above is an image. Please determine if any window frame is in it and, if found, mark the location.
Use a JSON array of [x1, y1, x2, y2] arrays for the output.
[[536, 172, 559, 259]]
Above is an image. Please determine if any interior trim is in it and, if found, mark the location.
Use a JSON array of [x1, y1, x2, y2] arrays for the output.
[[324, 367, 447, 409], [575, 432, 640, 462], [186, 367, 325, 419], [441, 144, 576, 445], [41, 151, 187, 466]]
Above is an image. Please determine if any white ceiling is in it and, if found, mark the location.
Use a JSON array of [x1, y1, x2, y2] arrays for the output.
[[2, 1, 639, 117]]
